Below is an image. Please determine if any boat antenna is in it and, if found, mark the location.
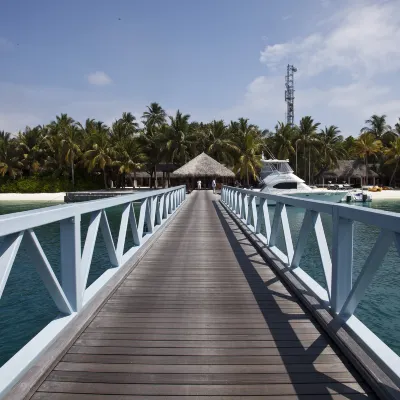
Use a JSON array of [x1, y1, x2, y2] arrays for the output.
[[263, 146, 276, 160]]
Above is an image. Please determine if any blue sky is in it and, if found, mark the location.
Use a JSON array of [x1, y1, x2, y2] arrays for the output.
[[1, 0, 400, 136]]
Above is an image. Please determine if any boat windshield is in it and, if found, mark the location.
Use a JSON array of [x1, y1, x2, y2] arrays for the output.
[[260, 162, 293, 178]]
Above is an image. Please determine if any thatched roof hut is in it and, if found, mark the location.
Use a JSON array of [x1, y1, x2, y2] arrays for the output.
[[321, 160, 379, 180], [171, 153, 235, 178]]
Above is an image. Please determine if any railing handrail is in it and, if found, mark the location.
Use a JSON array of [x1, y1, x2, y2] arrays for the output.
[[226, 186, 400, 233], [0, 185, 186, 398], [221, 185, 400, 389], [0, 186, 186, 237]]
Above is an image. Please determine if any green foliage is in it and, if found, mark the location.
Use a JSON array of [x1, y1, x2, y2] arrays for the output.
[[0, 175, 102, 193], [1, 107, 400, 190]]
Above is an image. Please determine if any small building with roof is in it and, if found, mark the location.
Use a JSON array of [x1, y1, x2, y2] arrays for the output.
[[171, 152, 235, 190], [319, 160, 380, 187]]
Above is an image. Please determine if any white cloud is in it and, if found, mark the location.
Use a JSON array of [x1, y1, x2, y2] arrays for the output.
[[260, 1, 400, 78], [87, 71, 112, 86], [222, 0, 400, 136], [282, 15, 292, 21]]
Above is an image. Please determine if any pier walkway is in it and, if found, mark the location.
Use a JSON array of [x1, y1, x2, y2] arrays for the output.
[[24, 191, 375, 399]]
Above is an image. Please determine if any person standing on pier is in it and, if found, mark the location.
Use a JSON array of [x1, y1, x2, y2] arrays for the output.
[[212, 179, 216, 194], [197, 180, 202, 190]]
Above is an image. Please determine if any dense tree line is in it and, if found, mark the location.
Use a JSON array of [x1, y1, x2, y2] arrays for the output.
[[1, 103, 400, 190]]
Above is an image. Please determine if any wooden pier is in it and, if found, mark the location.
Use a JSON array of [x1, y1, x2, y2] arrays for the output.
[[7, 191, 380, 399]]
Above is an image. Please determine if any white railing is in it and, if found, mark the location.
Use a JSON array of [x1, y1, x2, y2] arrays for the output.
[[221, 185, 400, 386], [0, 185, 186, 396]]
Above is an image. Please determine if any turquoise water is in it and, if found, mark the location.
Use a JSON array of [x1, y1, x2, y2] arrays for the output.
[[265, 199, 400, 356], [0, 199, 399, 367], [0, 201, 141, 367]]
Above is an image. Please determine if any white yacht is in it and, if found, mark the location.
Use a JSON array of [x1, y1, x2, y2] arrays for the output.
[[251, 156, 348, 204]]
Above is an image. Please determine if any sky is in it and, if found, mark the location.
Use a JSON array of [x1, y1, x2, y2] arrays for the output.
[[1, 0, 400, 136]]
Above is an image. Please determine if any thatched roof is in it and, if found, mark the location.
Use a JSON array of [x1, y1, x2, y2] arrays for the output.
[[322, 160, 379, 179], [171, 153, 235, 178]]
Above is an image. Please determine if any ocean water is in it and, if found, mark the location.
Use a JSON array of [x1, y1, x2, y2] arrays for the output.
[[264, 199, 400, 356], [0, 199, 399, 367], [0, 201, 141, 367]]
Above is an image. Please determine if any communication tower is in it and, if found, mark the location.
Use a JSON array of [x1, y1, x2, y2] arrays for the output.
[[285, 64, 297, 126]]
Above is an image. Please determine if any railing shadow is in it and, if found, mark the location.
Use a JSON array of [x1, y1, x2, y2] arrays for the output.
[[212, 200, 371, 399]]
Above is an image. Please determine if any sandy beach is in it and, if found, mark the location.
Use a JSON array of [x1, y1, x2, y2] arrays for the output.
[[0, 193, 65, 202], [365, 190, 400, 200]]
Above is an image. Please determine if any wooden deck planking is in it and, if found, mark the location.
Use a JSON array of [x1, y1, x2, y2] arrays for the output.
[[32, 190, 376, 399]]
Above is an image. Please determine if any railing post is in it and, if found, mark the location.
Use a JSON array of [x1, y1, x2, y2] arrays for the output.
[[247, 195, 257, 230], [240, 193, 247, 221], [236, 192, 241, 215], [269, 202, 283, 247], [166, 192, 172, 215], [60, 215, 82, 312], [331, 207, 354, 314]]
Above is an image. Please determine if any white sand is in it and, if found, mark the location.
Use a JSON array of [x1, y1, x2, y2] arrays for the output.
[[0, 193, 65, 202], [366, 190, 400, 200]]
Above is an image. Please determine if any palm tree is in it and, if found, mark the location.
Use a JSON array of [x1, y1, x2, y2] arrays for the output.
[[17, 126, 46, 174], [385, 137, 400, 186], [296, 116, 320, 184], [84, 125, 114, 188], [393, 118, 400, 137], [49, 113, 81, 187], [167, 110, 194, 166], [231, 119, 263, 186], [61, 125, 82, 188], [139, 125, 166, 188], [112, 112, 139, 143], [114, 137, 146, 188], [233, 131, 263, 186], [354, 133, 382, 185], [206, 120, 238, 164], [361, 114, 393, 144], [0, 132, 23, 178], [273, 122, 295, 160], [142, 102, 166, 128], [318, 125, 346, 171]]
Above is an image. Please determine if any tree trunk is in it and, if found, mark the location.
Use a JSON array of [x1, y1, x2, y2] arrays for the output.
[[389, 158, 399, 186], [246, 166, 249, 187], [71, 152, 75, 189], [103, 169, 108, 189], [133, 170, 137, 188], [365, 156, 368, 186], [295, 141, 298, 174], [304, 144, 307, 182], [150, 170, 153, 188], [308, 147, 311, 185], [128, 174, 134, 188], [154, 165, 157, 188]]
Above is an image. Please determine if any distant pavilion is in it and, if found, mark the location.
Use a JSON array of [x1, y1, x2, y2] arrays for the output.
[[171, 152, 235, 190]]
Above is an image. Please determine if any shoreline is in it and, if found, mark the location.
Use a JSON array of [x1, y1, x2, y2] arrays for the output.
[[0, 190, 399, 203], [0, 193, 65, 202], [366, 191, 400, 200]]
